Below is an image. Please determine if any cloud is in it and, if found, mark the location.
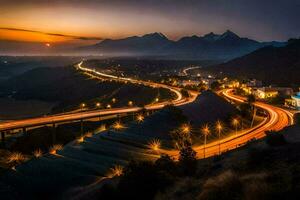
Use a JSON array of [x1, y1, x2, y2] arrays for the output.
[[0, 27, 103, 40]]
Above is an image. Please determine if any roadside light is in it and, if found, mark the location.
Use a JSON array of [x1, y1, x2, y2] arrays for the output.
[[136, 114, 144, 123], [181, 124, 191, 134], [128, 101, 133, 106], [81, 103, 86, 109], [155, 98, 159, 102], [96, 102, 101, 108], [112, 98, 116, 103], [107, 104, 111, 109], [148, 139, 161, 151], [201, 124, 210, 136], [113, 121, 124, 130], [216, 120, 223, 132]]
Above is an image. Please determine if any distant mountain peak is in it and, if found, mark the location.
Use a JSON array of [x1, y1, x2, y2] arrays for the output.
[[142, 32, 168, 40], [220, 30, 240, 39], [203, 32, 220, 41]]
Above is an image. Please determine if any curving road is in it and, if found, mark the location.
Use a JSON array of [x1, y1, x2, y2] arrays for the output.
[[162, 88, 293, 159], [0, 61, 197, 132]]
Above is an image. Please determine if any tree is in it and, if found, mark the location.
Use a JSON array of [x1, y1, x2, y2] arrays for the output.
[[247, 94, 256, 106], [178, 145, 197, 176], [210, 81, 221, 91], [180, 89, 190, 97]]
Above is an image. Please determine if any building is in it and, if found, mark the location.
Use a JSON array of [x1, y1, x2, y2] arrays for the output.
[[178, 80, 199, 86], [291, 92, 300, 110], [254, 87, 294, 99], [254, 87, 279, 99], [246, 79, 263, 87]]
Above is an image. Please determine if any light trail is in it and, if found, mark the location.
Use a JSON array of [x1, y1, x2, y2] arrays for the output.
[[0, 61, 197, 132], [182, 66, 201, 76], [162, 89, 292, 159]]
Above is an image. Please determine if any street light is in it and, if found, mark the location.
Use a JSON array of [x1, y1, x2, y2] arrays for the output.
[[215, 120, 223, 155], [136, 114, 144, 123], [80, 103, 86, 110], [181, 124, 191, 135], [232, 118, 239, 137], [112, 121, 124, 131], [106, 104, 111, 109], [128, 101, 133, 107], [96, 102, 101, 108], [148, 139, 161, 152], [201, 124, 210, 158], [155, 98, 159, 102], [112, 98, 116, 103]]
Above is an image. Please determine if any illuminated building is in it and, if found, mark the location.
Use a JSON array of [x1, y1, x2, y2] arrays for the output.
[[291, 92, 300, 110]]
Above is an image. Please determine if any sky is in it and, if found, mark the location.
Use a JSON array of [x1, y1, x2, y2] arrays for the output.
[[0, 0, 299, 45]]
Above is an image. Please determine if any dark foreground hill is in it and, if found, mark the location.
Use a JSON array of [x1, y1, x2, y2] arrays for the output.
[[94, 124, 300, 200], [206, 38, 300, 86]]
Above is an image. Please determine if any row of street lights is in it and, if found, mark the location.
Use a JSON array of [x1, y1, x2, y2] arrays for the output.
[[179, 118, 240, 158]]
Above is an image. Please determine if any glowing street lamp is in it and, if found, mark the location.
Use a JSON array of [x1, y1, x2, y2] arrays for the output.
[[112, 121, 124, 131], [181, 124, 191, 135], [201, 124, 210, 158], [33, 149, 43, 158], [215, 120, 223, 155], [80, 103, 86, 110], [106, 104, 111, 109], [136, 114, 144, 123], [148, 139, 161, 152], [128, 101, 133, 106], [112, 98, 116, 103], [109, 165, 124, 177], [155, 98, 159, 102], [96, 102, 101, 108], [232, 118, 239, 136]]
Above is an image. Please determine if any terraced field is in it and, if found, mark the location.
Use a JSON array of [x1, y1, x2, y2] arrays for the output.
[[0, 120, 164, 199]]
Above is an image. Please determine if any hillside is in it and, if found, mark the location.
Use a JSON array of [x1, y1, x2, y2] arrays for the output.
[[180, 91, 238, 125], [206, 39, 300, 86], [0, 66, 175, 115]]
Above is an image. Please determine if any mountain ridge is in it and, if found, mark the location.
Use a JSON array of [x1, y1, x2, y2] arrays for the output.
[[79, 30, 286, 60]]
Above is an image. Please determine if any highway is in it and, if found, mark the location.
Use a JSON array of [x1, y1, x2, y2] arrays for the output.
[[0, 61, 197, 132], [0, 62, 293, 159], [182, 66, 201, 76], [162, 88, 293, 159]]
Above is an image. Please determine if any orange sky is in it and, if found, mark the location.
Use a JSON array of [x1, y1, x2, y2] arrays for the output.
[[0, 0, 299, 44]]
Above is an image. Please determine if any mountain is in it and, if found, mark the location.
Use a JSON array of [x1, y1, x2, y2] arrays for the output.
[[168, 30, 264, 60], [80, 32, 173, 55], [79, 30, 286, 60], [206, 38, 300, 85]]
